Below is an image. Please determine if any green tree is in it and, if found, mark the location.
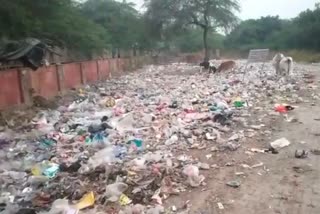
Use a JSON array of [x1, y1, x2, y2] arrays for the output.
[[225, 4, 320, 52], [0, 0, 110, 55], [291, 6, 320, 50], [225, 16, 284, 50], [144, 0, 240, 61], [81, 0, 147, 55], [172, 27, 224, 53]]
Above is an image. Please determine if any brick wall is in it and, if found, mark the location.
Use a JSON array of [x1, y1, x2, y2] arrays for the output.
[[0, 56, 153, 110]]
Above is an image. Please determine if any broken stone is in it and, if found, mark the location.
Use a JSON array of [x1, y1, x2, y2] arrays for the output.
[[198, 163, 210, 170], [295, 150, 308, 159], [226, 180, 241, 188], [270, 138, 291, 149]]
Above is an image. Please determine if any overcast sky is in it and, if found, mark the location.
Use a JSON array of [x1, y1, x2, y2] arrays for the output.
[[128, 0, 318, 20]]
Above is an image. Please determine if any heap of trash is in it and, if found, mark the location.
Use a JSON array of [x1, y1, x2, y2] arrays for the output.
[[0, 60, 316, 214]]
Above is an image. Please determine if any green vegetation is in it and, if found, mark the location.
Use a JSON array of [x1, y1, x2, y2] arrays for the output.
[[0, 0, 109, 55], [0, 0, 319, 61], [225, 4, 320, 57], [144, 0, 239, 60]]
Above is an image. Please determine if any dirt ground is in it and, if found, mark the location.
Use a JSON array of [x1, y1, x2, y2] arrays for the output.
[[165, 65, 320, 214]]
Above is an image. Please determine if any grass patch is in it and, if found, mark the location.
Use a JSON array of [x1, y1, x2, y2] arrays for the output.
[[284, 50, 320, 63]]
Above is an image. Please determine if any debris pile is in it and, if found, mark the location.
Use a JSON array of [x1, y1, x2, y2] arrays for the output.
[[0, 60, 315, 213]]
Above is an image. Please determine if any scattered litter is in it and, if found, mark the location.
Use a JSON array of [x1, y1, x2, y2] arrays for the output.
[[274, 104, 295, 113], [119, 194, 132, 206], [251, 162, 264, 168], [183, 165, 205, 187], [250, 148, 265, 153], [235, 172, 245, 176], [75, 192, 95, 210], [0, 60, 311, 213], [105, 182, 128, 202], [270, 138, 291, 149], [217, 202, 224, 210]]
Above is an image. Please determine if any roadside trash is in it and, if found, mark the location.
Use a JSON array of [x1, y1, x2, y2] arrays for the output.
[[213, 113, 232, 126], [165, 135, 178, 146], [0, 60, 311, 213], [169, 101, 178, 108], [251, 162, 264, 168], [59, 161, 82, 173], [75, 192, 95, 210], [78, 146, 119, 173], [104, 97, 116, 107], [270, 138, 291, 149], [217, 202, 224, 210], [128, 139, 143, 152], [235, 172, 245, 176], [44, 199, 78, 214], [88, 123, 112, 134], [183, 165, 205, 187], [114, 145, 128, 159], [233, 97, 246, 107], [274, 104, 295, 113], [40, 138, 56, 147], [119, 194, 132, 206], [31, 161, 59, 178], [105, 182, 128, 202], [226, 180, 241, 188], [86, 133, 109, 147], [295, 150, 309, 159], [28, 176, 50, 185], [212, 100, 229, 112]]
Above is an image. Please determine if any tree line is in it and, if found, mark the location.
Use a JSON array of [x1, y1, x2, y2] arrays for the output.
[[225, 3, 320, 52], [0, 0, 319, 60]]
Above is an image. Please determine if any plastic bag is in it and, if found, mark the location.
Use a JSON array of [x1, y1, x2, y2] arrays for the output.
[[105, 182, 128, 202]]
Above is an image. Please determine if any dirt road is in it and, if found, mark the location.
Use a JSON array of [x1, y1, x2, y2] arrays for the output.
[[166, 65, 320, 214]]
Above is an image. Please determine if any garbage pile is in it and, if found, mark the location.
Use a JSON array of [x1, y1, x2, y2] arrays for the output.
[[0, 60, 314, 213]]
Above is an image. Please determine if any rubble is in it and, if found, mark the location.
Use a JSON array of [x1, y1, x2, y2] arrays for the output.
[[0, 60, 310, 213], [270, 138, 291, 149]]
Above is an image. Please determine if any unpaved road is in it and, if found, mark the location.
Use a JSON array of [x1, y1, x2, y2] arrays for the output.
[[166, 65, 320, 214]]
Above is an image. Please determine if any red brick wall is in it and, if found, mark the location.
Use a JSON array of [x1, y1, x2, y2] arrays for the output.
[[63, 63, 82, 89], [98, 60, 110, 80], [82, 61, 98, 83], [30, 65, 59, 97], [0, 69, 22, 109], [0, 56, 155, 110]]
